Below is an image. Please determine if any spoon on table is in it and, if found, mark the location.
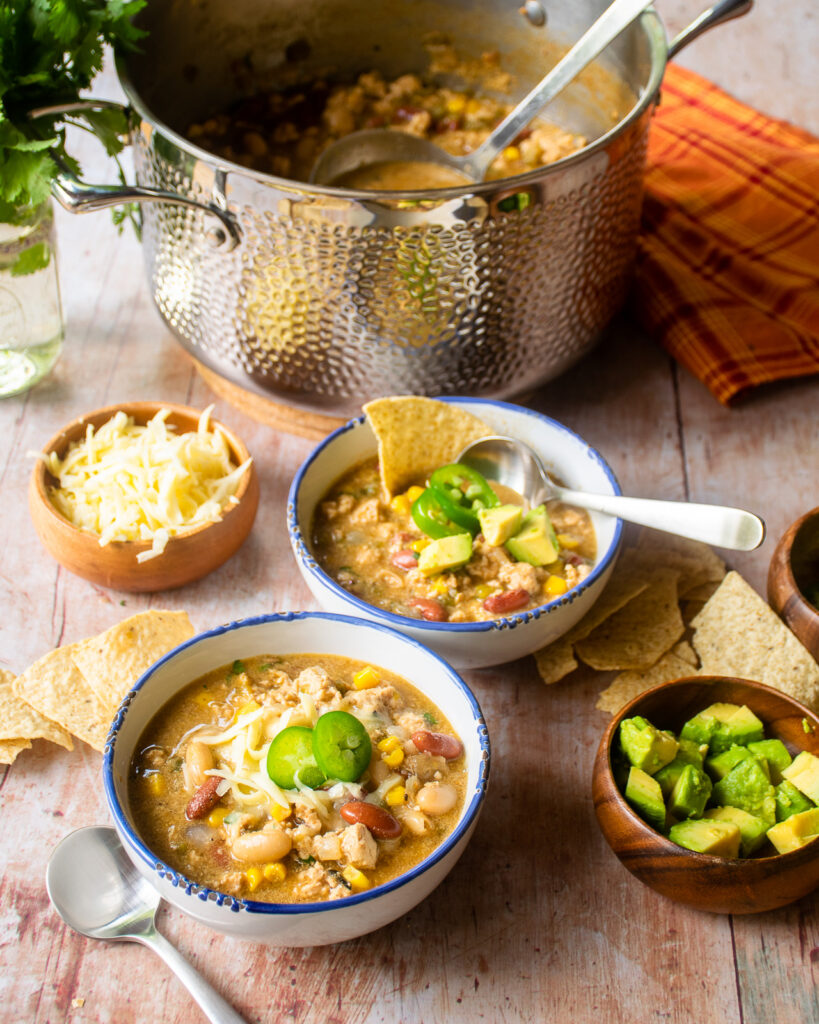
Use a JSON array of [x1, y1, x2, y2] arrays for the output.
[[46, 826, 248, 1024], [310, 0, 653, 186], [457, 435, 766, 551]]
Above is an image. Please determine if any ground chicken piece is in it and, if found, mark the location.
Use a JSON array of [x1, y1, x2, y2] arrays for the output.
[[344, 682, 402, 722], [466, 539, 513, 582], [350, 498, 381, 525], [220, 870, 247, 896], [403, 751, 447, 781], [320, 494, 356, 520], [358, 70, 386, 97], [296, 666, 339, 705], [498, 560, 540, 594], [252, 670, 298, 704], [289, 798, 324, 844], [312, 831, 343, 862], [551, 503, 584, 530], [395, 110, 433, 136], [340, 823, 378, 870], [322, 92, 358, 136], [394, 709, 428, 736], [293, 862, 333, 900], [387, 73, 422, 99]]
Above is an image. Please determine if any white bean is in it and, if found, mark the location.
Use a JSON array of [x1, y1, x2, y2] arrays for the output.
[[185, 740, 214, 789], [416, 782, 458, 816], [400, 809, 431, 836], [231, 826, 292, 864]]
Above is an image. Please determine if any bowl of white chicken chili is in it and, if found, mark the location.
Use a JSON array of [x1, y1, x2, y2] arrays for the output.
[[104, 612, 489, 946]]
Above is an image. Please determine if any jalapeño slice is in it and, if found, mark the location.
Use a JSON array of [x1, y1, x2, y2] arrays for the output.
[[312, 710, 372, 783], [266, 726, 326, 789], [429, 464, 500, 516], [411, 488, 469, 539]]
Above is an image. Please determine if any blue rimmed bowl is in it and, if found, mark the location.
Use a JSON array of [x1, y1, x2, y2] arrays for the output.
[[288, 398, 623, 669], [103, 611, 490, 946]]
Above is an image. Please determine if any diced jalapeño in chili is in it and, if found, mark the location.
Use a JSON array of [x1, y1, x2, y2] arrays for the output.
[[312, 711, 372, 782]]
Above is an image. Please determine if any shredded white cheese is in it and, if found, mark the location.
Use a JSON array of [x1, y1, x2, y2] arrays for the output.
[[42, 405, 251, 561]]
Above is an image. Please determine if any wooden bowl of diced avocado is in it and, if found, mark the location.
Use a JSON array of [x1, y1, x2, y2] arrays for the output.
[[592, 676, 819, 914]]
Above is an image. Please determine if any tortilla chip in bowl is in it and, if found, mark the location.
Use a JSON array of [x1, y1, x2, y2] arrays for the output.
[[288, 397, 623, 669]]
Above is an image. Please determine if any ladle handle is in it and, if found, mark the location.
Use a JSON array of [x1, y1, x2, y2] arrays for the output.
[[138, 928, 249, 1024], [551, 488, 765, 551], [463, 0, 652, 178]]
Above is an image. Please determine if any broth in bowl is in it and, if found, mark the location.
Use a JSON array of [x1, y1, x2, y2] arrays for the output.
[[129, 653, 466, 903]]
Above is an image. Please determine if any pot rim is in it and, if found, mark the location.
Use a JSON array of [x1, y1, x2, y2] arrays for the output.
[[114, 9, 668, 202]]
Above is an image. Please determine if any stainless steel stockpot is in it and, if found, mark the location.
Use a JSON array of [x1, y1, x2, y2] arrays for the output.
[[54, 0, 751, 418]]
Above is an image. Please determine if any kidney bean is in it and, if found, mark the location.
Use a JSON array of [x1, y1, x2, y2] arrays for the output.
[[340, 801, 402, 839], [482, 588, 530, 614], [185, 775, 222, 820], [408, 597, 448, 622], [391, 550, 418, 570], [411, 730, 463, 760]]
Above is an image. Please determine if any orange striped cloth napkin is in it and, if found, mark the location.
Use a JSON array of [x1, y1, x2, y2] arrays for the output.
[[633, 63, 819, 405]]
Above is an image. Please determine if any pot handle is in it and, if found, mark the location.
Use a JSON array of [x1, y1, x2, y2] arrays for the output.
[[667, 0, 753, 59], [28, 100, 241, 251]]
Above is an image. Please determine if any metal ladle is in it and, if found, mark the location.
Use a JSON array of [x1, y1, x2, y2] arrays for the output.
[[457, 435, 765, 551], [310, 0, 654, 186], [46, 826, 248, 1024]]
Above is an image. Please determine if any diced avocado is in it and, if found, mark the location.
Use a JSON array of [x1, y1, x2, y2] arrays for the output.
[[747, 739, 792, 783], [477, 504, 523, 547], [668, 764, 712, 820], [775, 780, 815, 822], [678, 736, 707, 767], [767, 808, 819, 855], [704, 806, 769, 856], [504, 504, 558, 567], [705, 744, 756, 781], [668, 819, 741, 858], [619, 716, 679, 776], [712, 757, 776, 825], [625, 766, 667, 832], [418, 533, 472, 577], [683, 703, 764, 754], [782, 750, 819, 804], [655, 749, 702, 799]]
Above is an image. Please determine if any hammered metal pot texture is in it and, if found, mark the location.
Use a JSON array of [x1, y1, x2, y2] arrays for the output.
[[123, 0, 666, 417]]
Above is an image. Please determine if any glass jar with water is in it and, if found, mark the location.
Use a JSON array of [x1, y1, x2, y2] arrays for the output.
[[0, 200, 64, 397]]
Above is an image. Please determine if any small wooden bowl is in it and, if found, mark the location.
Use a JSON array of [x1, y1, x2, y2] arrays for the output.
[[29, 402, 259, 593], [768, 507, 819, 661], [593, 676, 819, 914]]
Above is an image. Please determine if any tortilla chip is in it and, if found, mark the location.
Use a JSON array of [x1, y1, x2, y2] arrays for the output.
[[596, 649, 700, 714], [0, 669, 73, 749], [14, 645, 111, 752], [533, 550, 651, 684], [71, 610, 194, 711], [534, 639, 578, 685], [631, 530, 725, 596], [691, 571, 819, 711], [0, 738, 32, 764], [576, 568, 684, 670], [363, 396, 491, 498], [671, 640, 698, 667], [682, 580, 723, 602]]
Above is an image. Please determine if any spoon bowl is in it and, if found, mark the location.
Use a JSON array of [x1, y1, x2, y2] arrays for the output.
[[458, 434, 765, 552], [47, 826, 246, 1023]]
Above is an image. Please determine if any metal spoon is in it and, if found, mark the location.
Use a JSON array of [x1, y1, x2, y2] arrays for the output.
[[311, 0, 653, 186], [46, 826, 248, 1024], [457, 435, 765, 551]]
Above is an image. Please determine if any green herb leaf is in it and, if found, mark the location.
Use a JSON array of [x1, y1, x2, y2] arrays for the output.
[[10, 240, 50, 276], [229, 659, 246, 676]]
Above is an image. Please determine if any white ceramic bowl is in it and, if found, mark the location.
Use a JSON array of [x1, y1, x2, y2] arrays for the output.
[[103, 612, 490, 946], [288, 398, 623, 669]]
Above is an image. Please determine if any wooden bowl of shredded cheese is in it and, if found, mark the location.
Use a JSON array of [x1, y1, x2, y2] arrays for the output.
[[29, 402, 259, 592]]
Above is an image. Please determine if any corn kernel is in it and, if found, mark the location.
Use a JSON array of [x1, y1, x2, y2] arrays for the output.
[[390, 494, 411, 516], [544, 575, 569, 597], [411, 538, 430, 553], [383, 747, 405, 768], [465, 97, 482, 115], [502, 145, 521, 162], [146, 772, 165, 796], [263, 862, 287, 883], [430, 578, 449, 596], [207, 807, 230, 828], [271, 801, 291, 822], [245, 866, 264, 891], [446, 94, 467, 114], [406, 486, 425, 503], [474, 583, 493, 600], [385, 784, 406, 807], [342, 866, 371, 891], [353, 666, 381, 690], [378, 735, 401, 753], [557, 533, 580, 550]]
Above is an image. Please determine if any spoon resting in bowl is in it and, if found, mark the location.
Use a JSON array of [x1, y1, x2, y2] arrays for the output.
[[457, 435, 765, 551], [46, 826, 248, 1024], [310, 0, 653, 187]]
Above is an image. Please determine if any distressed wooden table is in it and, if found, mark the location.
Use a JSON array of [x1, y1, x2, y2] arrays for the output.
[[2, 12, 818, 1020]]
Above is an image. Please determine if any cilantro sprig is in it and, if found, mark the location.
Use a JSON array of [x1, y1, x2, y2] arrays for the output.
[[0, 1, 146, 229]]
